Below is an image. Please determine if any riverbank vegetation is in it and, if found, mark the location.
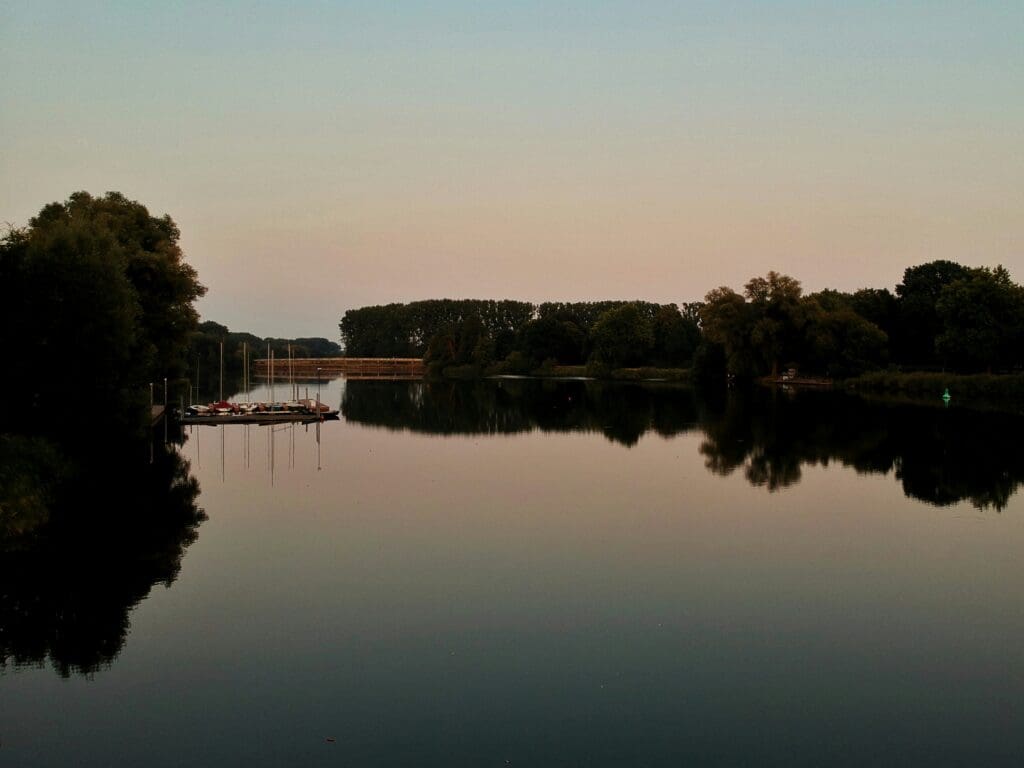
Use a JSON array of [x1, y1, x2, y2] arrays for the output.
[[847, 371, 1024, 401], [340, 299, 702, 378], [339, 261, 1024, 390], [1, 191, 206, 437], [0, 192, 207, 544]]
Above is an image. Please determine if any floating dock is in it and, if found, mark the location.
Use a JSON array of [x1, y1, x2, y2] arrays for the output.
[[179, 411, 339, 426]]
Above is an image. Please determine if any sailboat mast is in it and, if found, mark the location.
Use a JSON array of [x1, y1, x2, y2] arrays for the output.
[[219, 341, 224, 402]]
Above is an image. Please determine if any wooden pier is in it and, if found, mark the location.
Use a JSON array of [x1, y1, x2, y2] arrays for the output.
[[253, 357, 424, 380]]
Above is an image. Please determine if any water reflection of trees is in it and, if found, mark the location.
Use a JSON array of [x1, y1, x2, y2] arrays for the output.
[[342, 379, 701, 447], [0, 430, 205, 677], [343, 380, 1024, 509], [696, 388, 1024, 509]]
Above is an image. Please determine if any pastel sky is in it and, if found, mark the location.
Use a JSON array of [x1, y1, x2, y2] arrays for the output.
[[2, 1, 1022, 339]]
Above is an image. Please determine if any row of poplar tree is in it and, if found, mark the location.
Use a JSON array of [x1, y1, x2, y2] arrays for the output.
[[340, 262, 1024, 378]]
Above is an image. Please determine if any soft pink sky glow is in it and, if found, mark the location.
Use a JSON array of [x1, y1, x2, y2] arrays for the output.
[[3, 2, 1021, 338]]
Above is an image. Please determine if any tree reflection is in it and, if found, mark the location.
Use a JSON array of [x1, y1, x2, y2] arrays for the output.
[[697, 388, 1024, 510], [0, 429, 204, 677], [342, 379, 700, 447], [343, 379, 1024, 510]]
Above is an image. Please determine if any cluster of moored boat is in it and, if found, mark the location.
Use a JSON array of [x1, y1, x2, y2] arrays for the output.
[[180, 399, 339, 424]]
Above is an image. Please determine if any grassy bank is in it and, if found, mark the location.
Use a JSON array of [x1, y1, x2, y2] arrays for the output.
[[430, 362, 692, 383], [845, 371, 1024, 401]]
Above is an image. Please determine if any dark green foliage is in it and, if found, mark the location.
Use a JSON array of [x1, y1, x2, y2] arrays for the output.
[[934, 266, 1024, 372], [803, 302, 888, 378], [589, 303, 655, 368], [743, 272, 807, 377], [339, 303, 416, 357], [340, 300, 534, 358], [422, 309, 497, 372], [338, 260, 1024, 383], [651, 304, 701, 366], [704, 272, 905, 379], [342, 298, 697, 376], [702, 273, 824, 379], [518, 316, 587, 366], [847, 371, 1024, 402], [700, 287, 758, 377], [0, 192, 206, 436], [894, 260, 973, 365], [850, 288, 899, 341], [536, 301, 636, 333], [291, 337, 343, 357]]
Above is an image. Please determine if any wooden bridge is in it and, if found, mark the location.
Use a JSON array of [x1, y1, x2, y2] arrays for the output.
[[253, 357, 424, 380]]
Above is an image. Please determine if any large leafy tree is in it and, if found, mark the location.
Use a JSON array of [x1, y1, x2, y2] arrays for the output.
[[935, 266, 1024, 372], [589, 303, 655, 368], [0, 192, 205, 434], [651, 304, 700, 367], [850, 288, 899, 342], [803, 300, 888, 377], [701, 272, 807, 378], [744, 271, 806, 378], [894, 260, 972, 365], [518, 315, 587, 366], [700, 287, 757, 377]]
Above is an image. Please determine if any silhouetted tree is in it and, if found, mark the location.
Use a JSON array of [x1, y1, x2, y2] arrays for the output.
[[589, 303, 655, 368], [1, 192, 205, 435], [935, 266, 1024, 372], [894, 260, 972, 366]]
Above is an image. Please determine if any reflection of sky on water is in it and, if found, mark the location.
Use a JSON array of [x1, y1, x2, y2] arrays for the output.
[[3, 379, 1023, 766]]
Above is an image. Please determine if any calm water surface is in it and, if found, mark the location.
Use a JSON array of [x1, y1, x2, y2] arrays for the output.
[[3, 379, 1024, 766]]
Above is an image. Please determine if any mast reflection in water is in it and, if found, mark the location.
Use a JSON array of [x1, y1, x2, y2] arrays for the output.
[[187, 416, 323, 485]]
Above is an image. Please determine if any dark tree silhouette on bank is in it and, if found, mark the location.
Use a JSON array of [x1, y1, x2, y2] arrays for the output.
[[0, 191, 205, 436]]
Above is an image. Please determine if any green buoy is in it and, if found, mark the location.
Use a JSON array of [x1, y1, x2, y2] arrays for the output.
[[942, 388, 951, 406]]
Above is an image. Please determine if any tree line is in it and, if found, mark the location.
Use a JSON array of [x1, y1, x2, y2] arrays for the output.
[[702, 264, 1024, 379], [340, 299, 703, 374], [339, 262, 1024, 378]]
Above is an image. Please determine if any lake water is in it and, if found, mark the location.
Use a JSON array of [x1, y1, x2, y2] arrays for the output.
[[3, 378, 1024, 766]]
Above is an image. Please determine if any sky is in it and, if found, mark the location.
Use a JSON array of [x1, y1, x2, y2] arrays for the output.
[[2, 1, 1022, 339]]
